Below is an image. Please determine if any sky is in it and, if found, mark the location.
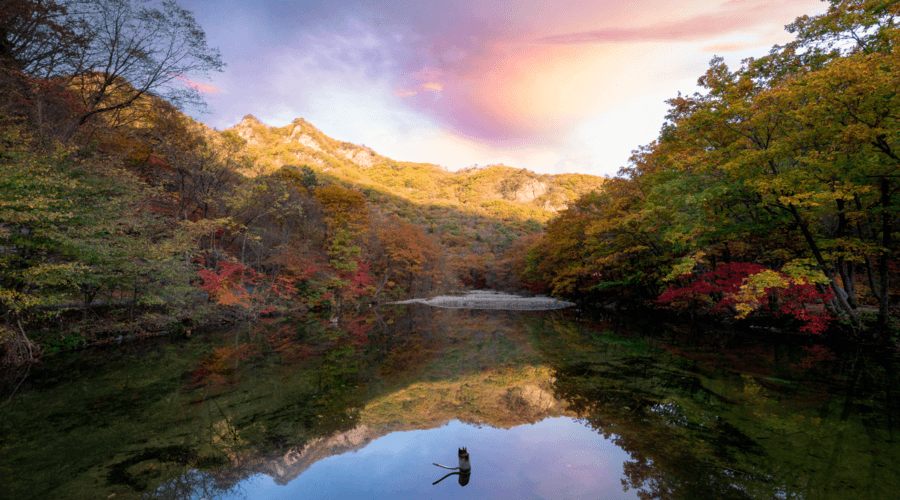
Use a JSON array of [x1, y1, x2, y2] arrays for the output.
[[177, 0, 829, 177]]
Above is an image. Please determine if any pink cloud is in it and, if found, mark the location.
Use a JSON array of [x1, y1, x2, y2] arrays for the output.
[[537, 0, 813, 44], [175, 74, 223, 94], [380, 0, 822, 146], [393, 89, 418, 97]]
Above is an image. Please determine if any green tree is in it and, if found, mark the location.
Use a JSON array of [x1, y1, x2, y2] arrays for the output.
[[0, 115, 202, 364]]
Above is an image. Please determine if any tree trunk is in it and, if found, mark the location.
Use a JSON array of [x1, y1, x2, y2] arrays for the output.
[[788, 205, 861, 329], [877, 178, 892, 329], [835, 199, 858, 308], [2, 315, 42, 366]]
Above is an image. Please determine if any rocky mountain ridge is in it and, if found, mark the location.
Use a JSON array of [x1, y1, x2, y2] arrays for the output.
[[224, 115, 604, 221]]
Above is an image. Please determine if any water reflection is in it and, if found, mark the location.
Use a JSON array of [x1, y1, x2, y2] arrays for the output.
[[219, 418, 633, 500], [431, 470, 469, 486], [1, 306, 899, 499], [431, 447, 470, 486], [527, 313, 900, 500]]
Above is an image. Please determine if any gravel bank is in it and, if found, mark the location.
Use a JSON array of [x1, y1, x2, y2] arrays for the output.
[[389, 290, 574, 311]]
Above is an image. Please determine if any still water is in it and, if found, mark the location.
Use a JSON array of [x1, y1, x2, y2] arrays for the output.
[[1, 304, 898, 499]]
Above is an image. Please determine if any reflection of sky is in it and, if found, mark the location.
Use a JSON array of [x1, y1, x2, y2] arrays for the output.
[[218, 417, 637, 499]]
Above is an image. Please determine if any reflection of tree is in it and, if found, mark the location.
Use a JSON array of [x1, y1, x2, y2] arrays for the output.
[[374, 306, 444, 382], [5, 306, 542, 498], [527, 313, 900, 500], [184, 307, 503, 488], [557, 370, 760, 499], [101, 314, 383, 498], [145, 470, 243, 500]]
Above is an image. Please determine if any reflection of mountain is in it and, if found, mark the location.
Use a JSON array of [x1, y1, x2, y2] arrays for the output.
[[261, 425, 376, 485], [243, 364, 571, 486], [363, 368, 567, 429], [131, 307, 575, 495]]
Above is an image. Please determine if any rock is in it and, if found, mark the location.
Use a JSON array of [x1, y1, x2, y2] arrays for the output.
[[338, 147, 376, 168], [512, 179, 547, 203], [287, 127, 324, 152]]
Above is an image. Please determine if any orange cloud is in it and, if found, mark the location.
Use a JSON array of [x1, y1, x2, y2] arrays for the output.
[[420, 82, 443, 92], [175, 74, 223, 94], [393, 89, 418, 97]]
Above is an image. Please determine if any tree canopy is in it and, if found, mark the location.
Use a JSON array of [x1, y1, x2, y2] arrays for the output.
[[1, 0, 224, 136], [523, 0, 899, 334]]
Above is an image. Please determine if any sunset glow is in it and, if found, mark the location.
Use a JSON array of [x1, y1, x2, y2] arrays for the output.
[[178, 0, 827, 176]]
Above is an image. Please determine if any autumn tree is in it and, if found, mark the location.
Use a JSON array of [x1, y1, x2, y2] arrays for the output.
[[139, 102, 243, 223], [2, 0, 225, 137], [0, 113, 203, 364], [368, 213, 442, 297], [279, 164, 320, 189], [313, 185, 369, 260], [522, 0, 898, 334], [0, 0, 90, 75], [650, 1, 898, 329], [492, 232, 542, 291]]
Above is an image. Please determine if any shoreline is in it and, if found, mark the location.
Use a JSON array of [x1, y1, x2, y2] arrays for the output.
[[387, 290, 575, 311]]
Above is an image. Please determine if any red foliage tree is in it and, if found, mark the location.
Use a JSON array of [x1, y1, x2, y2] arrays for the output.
[[658, 263, 768, 312], [659, 262, 835, 334]]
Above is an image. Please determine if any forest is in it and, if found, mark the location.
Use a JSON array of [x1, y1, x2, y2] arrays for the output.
[[0, 0, 600, 367], [1, 0, 899, 371], [521, 0, 899, 339]]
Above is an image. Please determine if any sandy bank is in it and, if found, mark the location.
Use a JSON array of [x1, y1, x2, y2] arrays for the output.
[[388, 290, 574, 311]]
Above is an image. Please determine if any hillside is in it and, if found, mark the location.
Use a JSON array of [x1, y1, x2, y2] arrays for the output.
[[225, 115, 604, 223]]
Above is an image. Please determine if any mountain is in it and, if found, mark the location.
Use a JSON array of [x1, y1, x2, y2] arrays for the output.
[[224, 115, 605, 223]]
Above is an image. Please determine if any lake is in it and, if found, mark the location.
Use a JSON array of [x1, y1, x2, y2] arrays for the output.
[[1, 302, 898, 499]]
